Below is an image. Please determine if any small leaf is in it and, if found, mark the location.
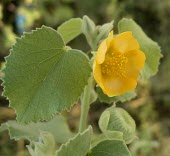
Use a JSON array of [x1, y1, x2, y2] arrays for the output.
[[91, 131, 123, 149], [56, 126, 92, 156], [94, 21, 113, 46], [104, 130, 123, 141], [97, 87, 136, 104], [82, 16, 95, 37], [57, 18, 82, 44], [2, 26, 91, 124], [0, 115, 74, 143], [82, 15, 96, 49], [88, 139, 131, 156], [27, 132, 56, 156], [99, 107, 136, 144], [118, 18, 162, 79], [82, 16, 113, 51]]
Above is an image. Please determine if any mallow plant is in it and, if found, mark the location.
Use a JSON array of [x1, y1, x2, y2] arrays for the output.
[[0, 16, 162, 156]]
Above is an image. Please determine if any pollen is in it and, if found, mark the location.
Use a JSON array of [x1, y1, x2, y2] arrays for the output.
[[101, 51, 128, 77]]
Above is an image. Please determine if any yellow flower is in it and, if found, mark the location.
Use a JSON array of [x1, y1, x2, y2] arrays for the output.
[[93, 31, 146, 96]]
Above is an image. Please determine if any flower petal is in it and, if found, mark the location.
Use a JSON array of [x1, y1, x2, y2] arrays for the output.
[[111, 32, 140, 53], [102, 76, 137, 97], [96, 39, 107, 64], [125, 50, 146, 79], [95, 31, 113, 64], [106, 30, 114, 47], [93, 60, 104, 89]]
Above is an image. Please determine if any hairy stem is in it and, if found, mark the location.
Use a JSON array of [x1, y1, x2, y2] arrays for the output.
[[79, 76, 93, 132]]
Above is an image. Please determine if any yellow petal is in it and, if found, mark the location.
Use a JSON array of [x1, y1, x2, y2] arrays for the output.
[[125, 50, 146, 79], [111, 32, 140, 53], [96, 39, 107, 64], [96, 31, 113, 64], [94, 31, 145, 97], [93, 60, 104, 89], [102, 76, 137, 97], [106, 30, 114, 47]]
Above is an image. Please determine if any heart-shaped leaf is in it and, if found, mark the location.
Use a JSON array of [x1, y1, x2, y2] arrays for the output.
[[2, 26, 91, 124]]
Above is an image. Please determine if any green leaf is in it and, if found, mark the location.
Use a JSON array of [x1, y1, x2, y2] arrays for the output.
[[0, 115, 74, 143], [94, 21, 113, 46], [82, 16, 113, 50], [27, 132, 56, 156], [2, 26, 91, 124], [82, 16, 95, 37], [118, 18, 162, 79], [99, 107, 136, 144], [57, 18, 82, 44], [97, 87, 136, 104], [82, 15, 96, 49], [88, 139, 131, 156], [56, 126, 92, 156], [91, 131, 123, 149], [104, 130, 123, 140]]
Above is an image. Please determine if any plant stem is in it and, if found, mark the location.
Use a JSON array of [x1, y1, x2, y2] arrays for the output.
[[79, 76, 93, 132]]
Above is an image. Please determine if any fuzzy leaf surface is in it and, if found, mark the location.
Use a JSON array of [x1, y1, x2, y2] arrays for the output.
[[57, 18, 82, 44], [99, 107, 136, 144], [56, 126, 92, 156], [0, 115, 74, 143], [2, 26, 91, 124], [88, 139, 131, 156], [27, 132, 56, 156]]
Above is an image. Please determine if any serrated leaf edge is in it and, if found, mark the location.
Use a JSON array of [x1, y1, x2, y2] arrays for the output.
[[56, 126, 92, 155], [1, 25, 65, 124], [0, 122, 32, 141]]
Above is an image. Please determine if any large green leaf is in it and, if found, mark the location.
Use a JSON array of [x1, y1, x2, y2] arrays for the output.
[[88, 139, 131, 156], [118, 18, 162, 79], [57, 18, 82, 44], [0, 115, 74, 143], [2, 26, 91, 124], [56, 126, 92, 156], [97, 87, 136, 104]]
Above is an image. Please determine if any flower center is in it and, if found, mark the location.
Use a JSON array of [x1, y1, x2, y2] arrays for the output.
[[101, 52, 128, 77]]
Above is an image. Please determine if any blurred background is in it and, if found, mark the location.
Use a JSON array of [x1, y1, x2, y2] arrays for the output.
[[0, 0, 170, 156]]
